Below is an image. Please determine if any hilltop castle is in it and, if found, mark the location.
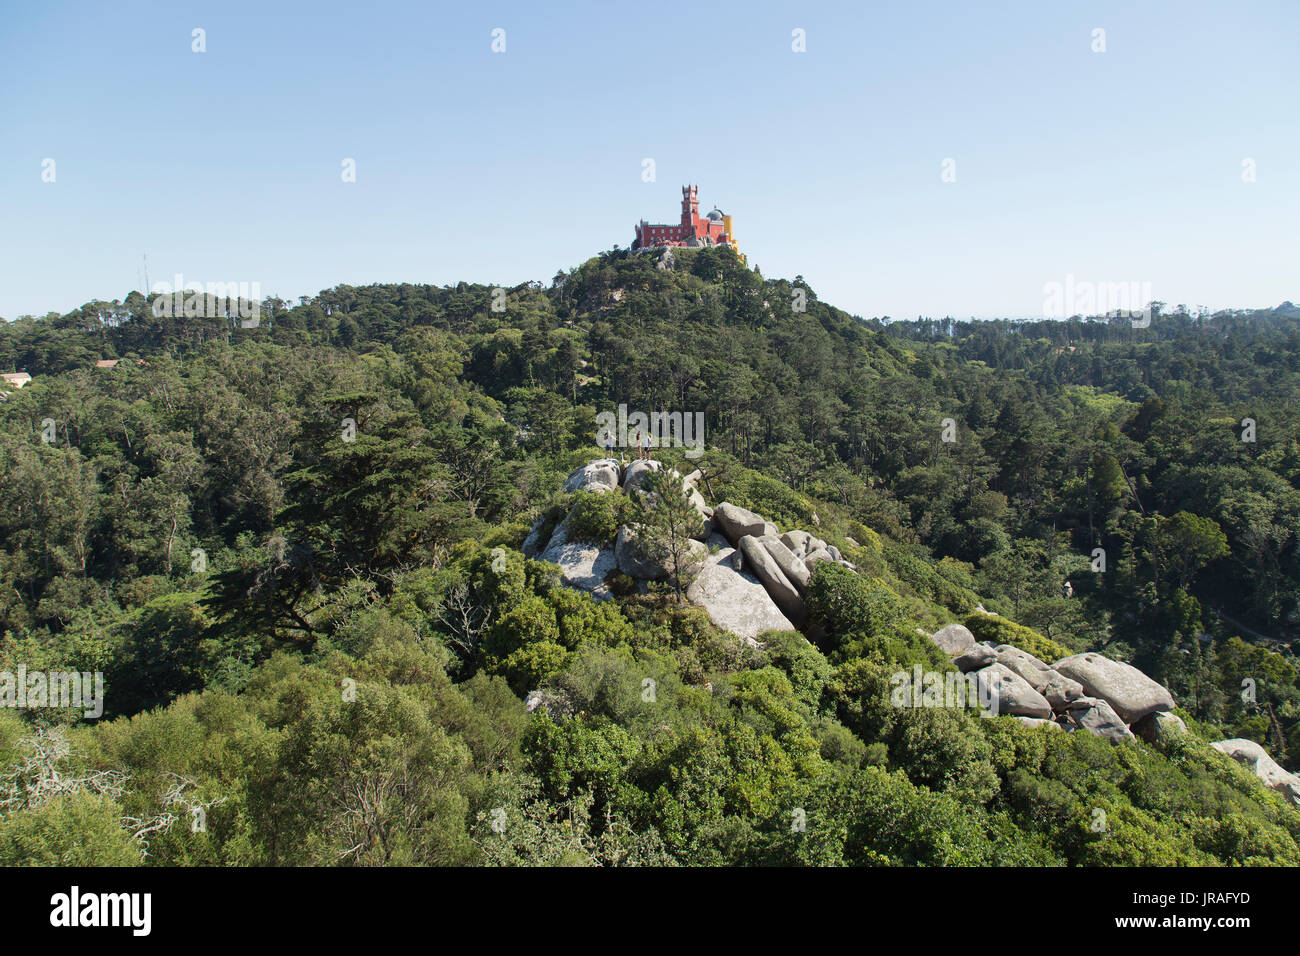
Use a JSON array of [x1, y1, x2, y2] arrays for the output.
[[632, 185, 742, 258]]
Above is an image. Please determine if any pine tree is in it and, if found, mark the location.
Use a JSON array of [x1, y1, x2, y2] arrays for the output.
[[636, 470, 704, 602]]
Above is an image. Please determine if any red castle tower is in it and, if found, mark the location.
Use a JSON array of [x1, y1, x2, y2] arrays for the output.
[[632, 185, 740, 257]]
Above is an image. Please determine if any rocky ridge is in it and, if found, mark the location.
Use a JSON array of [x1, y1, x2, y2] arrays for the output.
[[522, 458, 856, 638], [525, 460, 1297, 805]]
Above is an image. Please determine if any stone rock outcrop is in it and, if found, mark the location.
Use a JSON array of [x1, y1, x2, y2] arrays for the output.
[[523, 688, 574, 718], [803, 548, 835, 570], [758, 535, 811, 594], [713, 502, 777, 546], [539, 519, 617, 601], [705, 532, 742, 570], [682, 478, 709, 517], [564, 459, 621, 494], [738, 535, 806, 626], [776, 526, 857, 573], [990, 645, 1052, 686], [533, 461, 1208, 753], [1041, 673, 1088, 710], [621, 459, 661, 496], [1132, 710, 1187, 744], [624, 460, 709, 520], [929, 623, 976, 657], [614, 525, 706, 581], [1053, 652, 1175, 724], [686, 545, 795, 640], [974, 663, 1053, 719], [781, 530, 813, 556], [990, 645, 1086, 707], [1061, 697, 1135, 743], [1210, 739, 1300, 805], [953, 643, 998, 673]]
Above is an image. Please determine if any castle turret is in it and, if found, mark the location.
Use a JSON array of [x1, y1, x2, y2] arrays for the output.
[[680, 184, 699, 229]]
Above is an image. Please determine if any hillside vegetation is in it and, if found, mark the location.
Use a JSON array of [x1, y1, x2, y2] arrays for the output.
[[0, 247, 1297, 865]]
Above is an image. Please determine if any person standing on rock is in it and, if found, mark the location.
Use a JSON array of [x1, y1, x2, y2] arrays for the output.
[[642, 429, 652, 460]]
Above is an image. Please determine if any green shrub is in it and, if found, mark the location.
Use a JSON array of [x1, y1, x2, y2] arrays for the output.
[[0, 792, 140, 866], [806, 564, 942, 668], [883, 542, 980, 615], [495, 641, 569, 694], [964, 612, 1072, 663], [483, 596, 560, 676], [761, 631, 832, 715], [807, 564, 906, 640], [565, 490, 628, 545]]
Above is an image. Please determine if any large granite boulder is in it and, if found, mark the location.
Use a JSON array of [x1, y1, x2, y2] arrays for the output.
[[1053, 652, 1175, 724], [1042, 673, 1088, 711], [1210, 739, 1300, 805], [974, 663, 1053, 719], [758, 535, 811, 593], [621, 459, 662, 496], [1132, 710, 1187, 744], [991, 645, 1053, 687], [803, 548, 835, 571], [703, 533, 744, 573], [523, 688, 575, 719], [713, 502, 777, 546], [991, 645, 1086, 709], [930, 623, 976, 657], [781, 530, 813, 557], [953, 643, 998, 673], [625, 460, 709, 519], [564, 459, 621, 494], [1062, 697, 1135, 743], [682, 476, 709, 516], [686, 546, 795, 640], [539, 519, 617, 601], [614, 525, 706, 581], [738, 535, 806, 626]]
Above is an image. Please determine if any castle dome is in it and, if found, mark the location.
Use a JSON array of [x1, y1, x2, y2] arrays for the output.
[[706, 208, 724, 221]]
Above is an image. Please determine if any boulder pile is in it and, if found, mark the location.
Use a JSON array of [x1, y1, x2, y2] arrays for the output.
[[924, 623, 1181, 744], [927, 625, 1299, 806], [687, 535, 797, 641], [522, 459, 857, 638], [523, 458, 714, 603], [699, 501, 858, 632]]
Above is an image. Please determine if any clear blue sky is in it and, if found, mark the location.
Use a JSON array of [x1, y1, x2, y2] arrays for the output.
[[1, 0, 1295, 321]]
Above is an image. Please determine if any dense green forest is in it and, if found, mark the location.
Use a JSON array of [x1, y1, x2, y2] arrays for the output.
[[1, 246, 1298, 865]]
